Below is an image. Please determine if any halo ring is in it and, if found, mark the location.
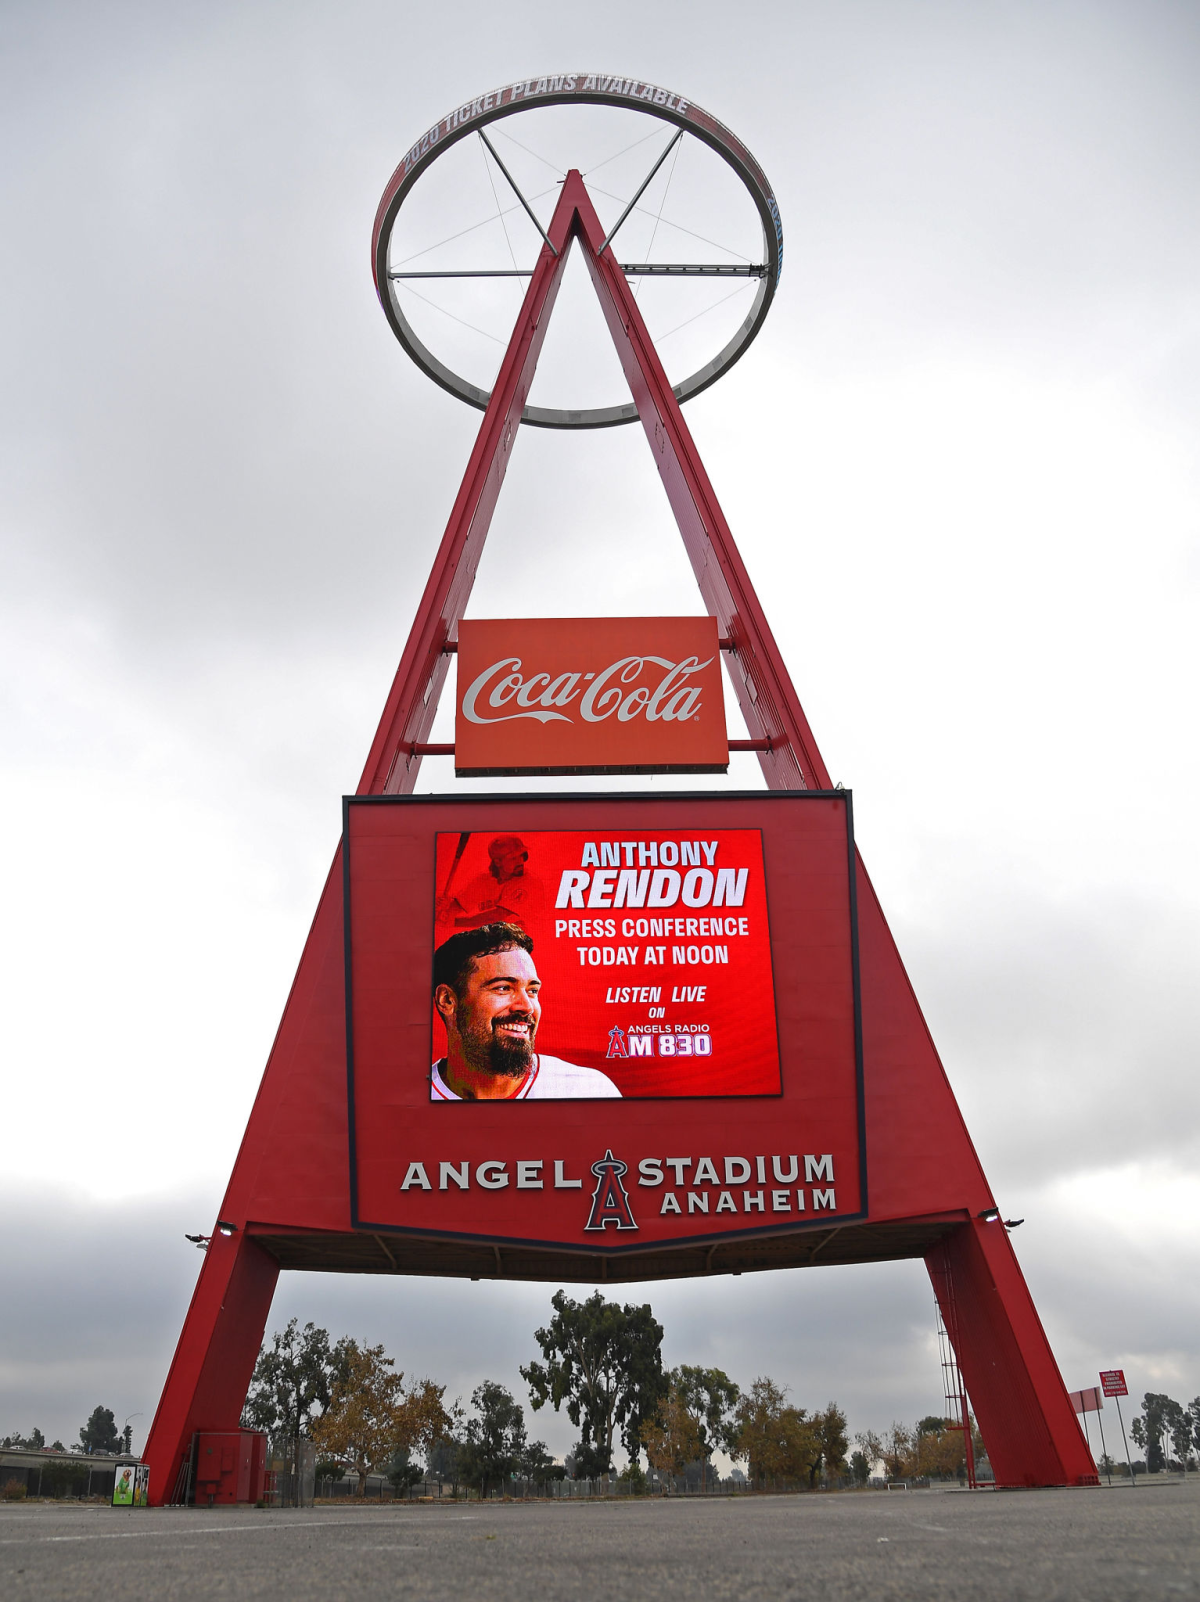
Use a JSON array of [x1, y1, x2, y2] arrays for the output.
[[372, 75, 783, 429]]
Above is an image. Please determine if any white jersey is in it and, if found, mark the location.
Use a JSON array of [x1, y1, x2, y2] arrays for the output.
[[431, 1055, 622, 1101]]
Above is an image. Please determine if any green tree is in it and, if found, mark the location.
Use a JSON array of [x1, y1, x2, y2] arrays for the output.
[[458, 1382, 527, 1496], [427, 1435, 463, 1488], [78, 1407, 119, 1455], [241, 1319, 352, 1443], [1163, 1399, 1190, 1469], [385, 1447, 424, 1494], [520, 1439, 559, 1481], [522, 1291, 666, 1478], [1135, 1394, 1174, 1473], [854, 1429, 884, 1476], [849, 1449, 870, 1485], [811, 1402, 849, 1485], [673, 1365, 741, 1488]]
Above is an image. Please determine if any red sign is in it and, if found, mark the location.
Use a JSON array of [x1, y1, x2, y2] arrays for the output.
[[344, 792, 863, 1250], [1069, 1387, 1103, 1414], [453, 617, 729, 776], [1100, 1370, 1128, 1398]]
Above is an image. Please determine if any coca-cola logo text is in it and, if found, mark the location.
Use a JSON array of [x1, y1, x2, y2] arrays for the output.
[[461, 654, 713, 727]]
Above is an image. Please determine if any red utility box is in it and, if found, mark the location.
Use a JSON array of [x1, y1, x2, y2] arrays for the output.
[[193, 1430, 267, 1505]]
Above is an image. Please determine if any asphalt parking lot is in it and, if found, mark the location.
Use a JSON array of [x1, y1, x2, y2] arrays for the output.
[[1, 1480, 1196, 1601]]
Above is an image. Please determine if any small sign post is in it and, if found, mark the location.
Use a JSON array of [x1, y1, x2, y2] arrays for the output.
[[1100, 1370, 1133, 1484]]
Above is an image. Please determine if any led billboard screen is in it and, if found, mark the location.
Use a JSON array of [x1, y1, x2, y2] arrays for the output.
[[430, 826, 780, 1099], [345, 792, 864, 1249]]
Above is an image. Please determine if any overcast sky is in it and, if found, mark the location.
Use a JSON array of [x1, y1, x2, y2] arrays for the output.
[[2, 0, 1198, 1463]]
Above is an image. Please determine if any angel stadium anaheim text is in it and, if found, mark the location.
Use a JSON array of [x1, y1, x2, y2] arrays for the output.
[[397, 1152, 839, 1217]]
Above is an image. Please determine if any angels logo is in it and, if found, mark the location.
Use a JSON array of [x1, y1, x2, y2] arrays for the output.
[[584, 1149, 638, 1232], [606, 1025, 628, 1059]]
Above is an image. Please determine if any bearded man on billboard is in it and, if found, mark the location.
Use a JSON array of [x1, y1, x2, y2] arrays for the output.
[[431, 923, 621, 1101]]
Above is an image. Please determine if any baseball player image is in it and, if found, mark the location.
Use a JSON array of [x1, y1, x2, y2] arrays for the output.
[[431, 922, 621, 1101]]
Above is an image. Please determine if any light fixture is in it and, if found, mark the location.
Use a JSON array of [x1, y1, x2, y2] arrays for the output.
[[977, 1207, 1000, 1222], [216, 1221, 237, 1236]]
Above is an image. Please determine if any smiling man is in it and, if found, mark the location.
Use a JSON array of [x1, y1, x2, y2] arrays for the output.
[[431, 922, 621, 1101]]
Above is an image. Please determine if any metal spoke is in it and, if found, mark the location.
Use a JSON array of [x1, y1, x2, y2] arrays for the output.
[[390, 269, 534, 279], [476, 130, 558, 256], [598, 130, 684, 255], [587, 183, 752, 262], [391, 185, 560, 267]]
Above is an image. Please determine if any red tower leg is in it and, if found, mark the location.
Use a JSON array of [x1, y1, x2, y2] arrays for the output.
[[928, 1221, 1097, 1486], [147, 1231, 278, 1503]]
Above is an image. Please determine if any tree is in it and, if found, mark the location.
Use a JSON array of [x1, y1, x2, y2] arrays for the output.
[[458, 1382, 527, 1496], [1164, 1399, 1190, 1469], [673, 1366, 741, 1488], [241, 1319, 352, 1444], [732, 1377, 822, 1485], [78, 1407, 119, 1455], [522, 1291, 666, 1478], [641, 1383, 704, 1487], [520, 1439, 560, 1481], [882, 1422, 913, 1479], [810, 1403, 849, 1486], [854, 1429, 884, 1476], [849, 1450, 870, 1485], [427, 1434, 463, 1489], [907, 1417, 970, 1479], [1135, 1394, 1175, 1474], [309, 1342, 454, 1495], [386, 1448, 424, 1494]]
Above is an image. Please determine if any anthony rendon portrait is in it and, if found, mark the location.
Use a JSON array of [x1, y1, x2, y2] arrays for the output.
[[431, 922, 621, 1101]]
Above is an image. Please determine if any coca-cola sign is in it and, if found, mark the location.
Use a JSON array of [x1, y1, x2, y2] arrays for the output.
[[454, 618, 729, 775]]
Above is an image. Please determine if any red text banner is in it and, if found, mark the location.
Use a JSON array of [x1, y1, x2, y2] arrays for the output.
[[345, 793, 864, 1250], [454, 617, 729, 776]]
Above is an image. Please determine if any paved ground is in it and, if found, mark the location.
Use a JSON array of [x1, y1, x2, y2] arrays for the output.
[[1, 1480, 1196, 1601]]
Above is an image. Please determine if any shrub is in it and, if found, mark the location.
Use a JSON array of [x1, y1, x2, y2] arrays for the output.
[[3, 1479, 27, 1501], [39, 1462, 89, 1498]]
